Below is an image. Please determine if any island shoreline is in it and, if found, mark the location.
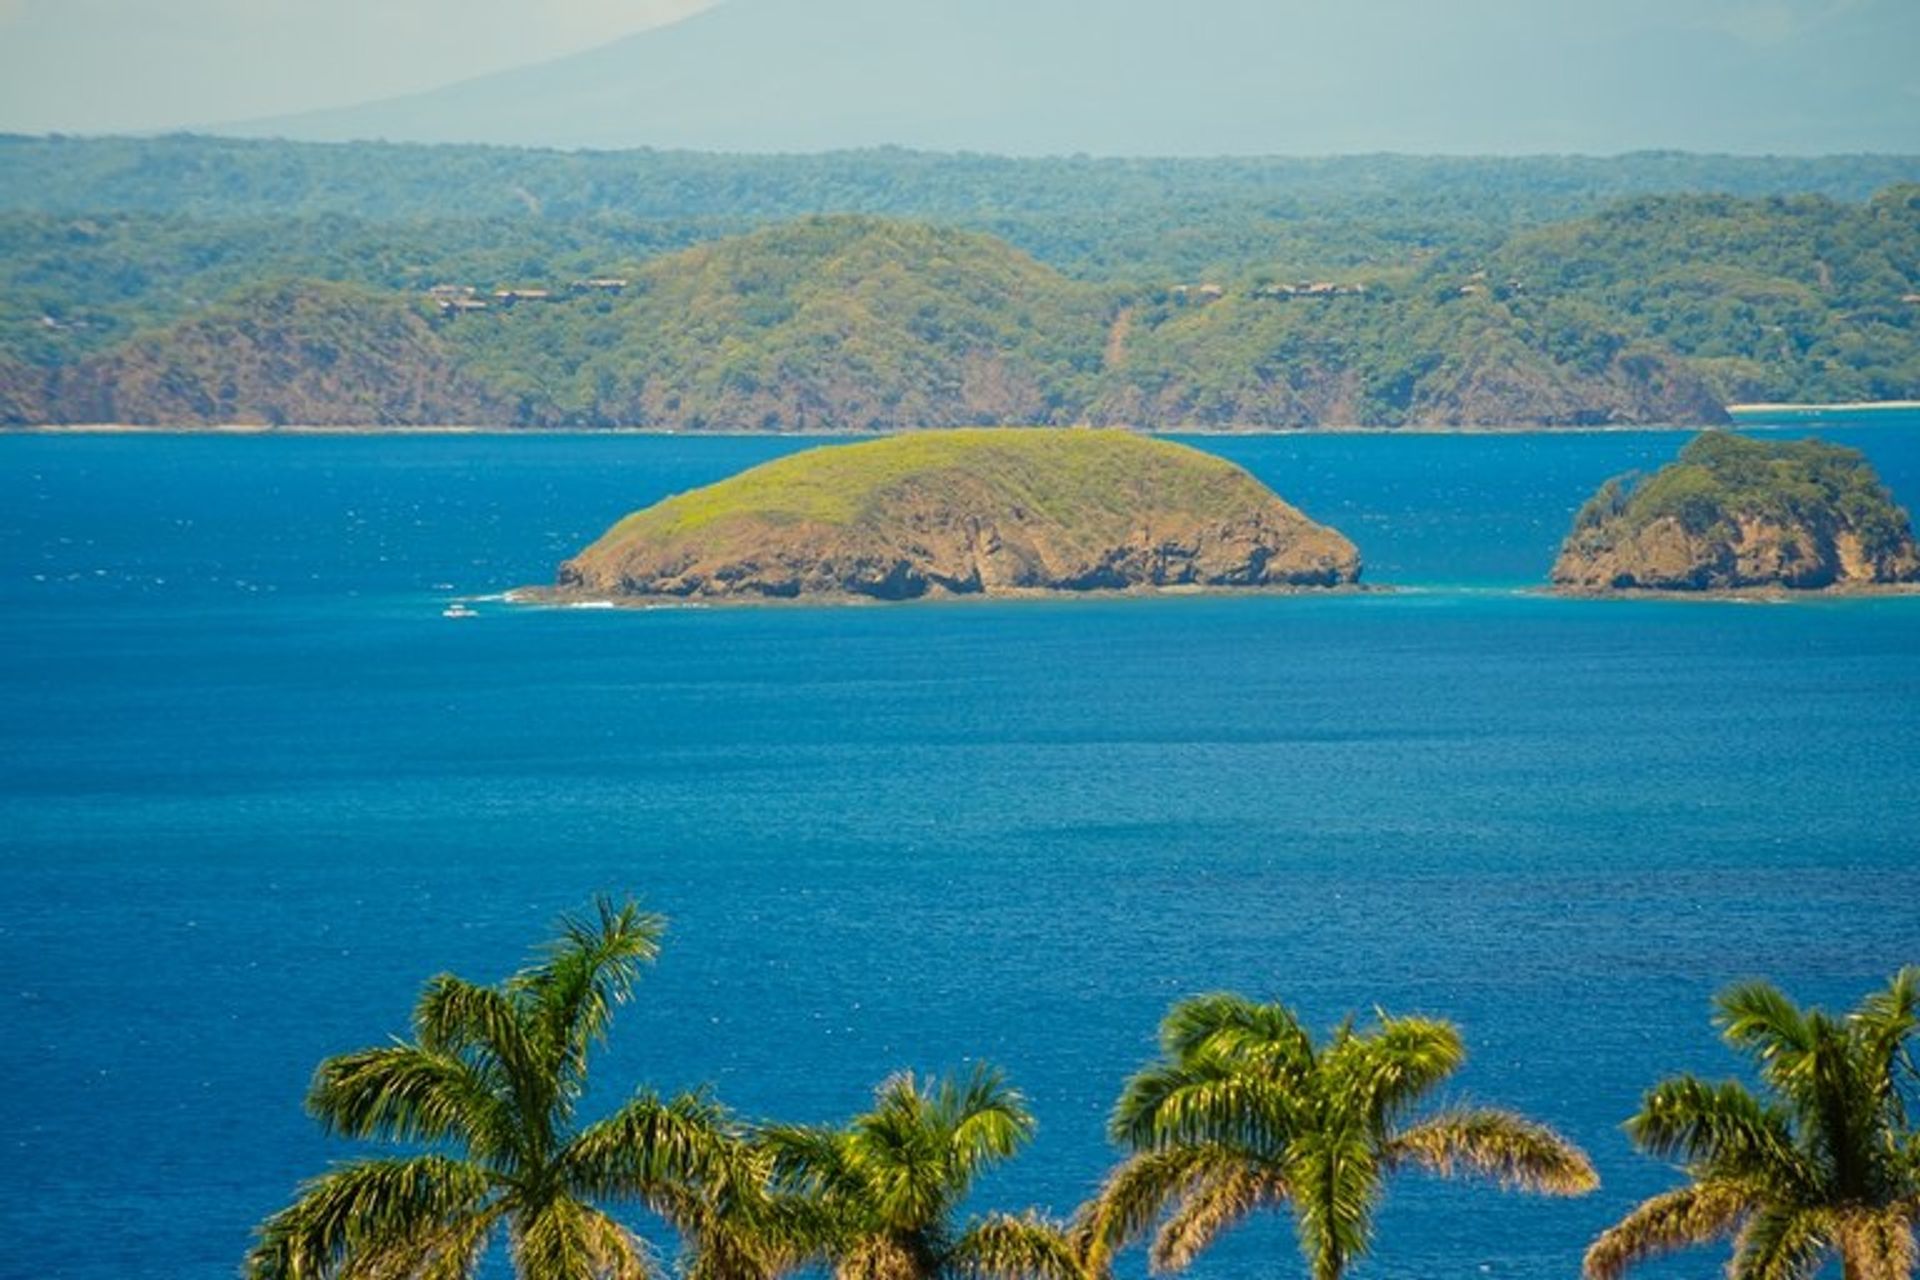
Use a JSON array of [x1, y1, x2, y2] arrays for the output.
[[506, 582, 1388, 610], [1545, 583, 1920, 603], [502, 582, 1920, 610]]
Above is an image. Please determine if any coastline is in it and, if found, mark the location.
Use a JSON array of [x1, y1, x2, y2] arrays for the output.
[[0, 420, 1843, 439], [1728, 400, 1920, 414], [5, 401, 1910, 439]]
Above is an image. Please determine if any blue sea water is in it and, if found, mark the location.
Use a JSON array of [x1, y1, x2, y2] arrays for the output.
[[3, 423, 1919, 1280]]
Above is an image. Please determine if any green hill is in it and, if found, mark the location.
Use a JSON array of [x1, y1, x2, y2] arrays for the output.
[[1093, 287, 1724, 428], [443, 216, 1110, 429], [542, 428, 1361, 601], [1491, 188, 1920, 404]]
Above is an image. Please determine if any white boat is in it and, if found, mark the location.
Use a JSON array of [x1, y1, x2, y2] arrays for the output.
[[442, 603, 478, 619]]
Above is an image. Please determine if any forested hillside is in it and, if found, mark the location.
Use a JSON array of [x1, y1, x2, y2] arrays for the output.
[[1, 139, 1914, 429], [4, 136, 1915, 286], [1490, 188, 1920, 403]]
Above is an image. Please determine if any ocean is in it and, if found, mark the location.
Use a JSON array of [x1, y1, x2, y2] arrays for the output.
[[3, 422, 1919, 1280]]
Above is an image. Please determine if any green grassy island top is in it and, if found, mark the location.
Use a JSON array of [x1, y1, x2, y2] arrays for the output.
[[542, 428, 1361, 602], [605, 429, 1277, 538], [1553, 431, 1920, 591]]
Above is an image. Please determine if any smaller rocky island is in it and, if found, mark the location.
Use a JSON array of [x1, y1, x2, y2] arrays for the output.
[[532, 429, 1361, 603], [1552, 432, 1920, 593]]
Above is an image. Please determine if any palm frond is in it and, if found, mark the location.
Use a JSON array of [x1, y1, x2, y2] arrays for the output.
[[1322, 1016, 1463, 1131], [1158, 994, 1315, 1076], [515, 896, 664, 1099], [413, 975, 550, 1141], [1386, 1109, 1597, 1194], [1146, 1160, 1286, 1274], [1852, 967, 1920, 1117], [592, 1103, 814, 1280], [1834, 1203, 1917, 1280], [832, 1236, 928, 1280], [761, 1124, 858, 1199], [678, 1234, 799, 1280], [845, 1077, 950, 1231], [941, 1065, 1036, 1185], [1581, 1182, 1752, 1280], [579, 1206, 662, 1280], [306, 1045, 508, 1158], [511, 1197, 660, 1280], [669, 1183, 824, 1280], [337, 1205, 504, 1280], [1109, 1062, 1291, 1152], [415, 976, 534, 1080], [1730, 1205, 1832, 1280], [247, 1156, 495, 1280], [1283, 1129, 1377, 1280], [831, 1067, 1034, 1234], [1079, 1147, 1233, 1268], [1626, 1076, 1805, 1187], [562, 1089, 746, 1202], [1717, 982, 1818, 1094], [952, 1212, 1087, 1280]]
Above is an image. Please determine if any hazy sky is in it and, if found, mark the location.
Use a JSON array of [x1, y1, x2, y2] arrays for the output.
[[0, 0, 716, 134], [0, 0, 1914, 152]]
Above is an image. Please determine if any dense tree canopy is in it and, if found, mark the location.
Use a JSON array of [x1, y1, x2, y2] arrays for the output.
[[0, 140, 1914, 428]]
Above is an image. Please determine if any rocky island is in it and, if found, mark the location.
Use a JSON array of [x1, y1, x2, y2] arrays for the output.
[[533, 429, 1361, 603], [1552, 432, 1920, 593]]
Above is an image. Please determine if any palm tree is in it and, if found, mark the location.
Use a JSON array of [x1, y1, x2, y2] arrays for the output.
[[1586, 968, 1920, 1280], [761, 1065, 1086, 1280], [248, 897, 763, 1280], [1084, 993, 1598, 1280]]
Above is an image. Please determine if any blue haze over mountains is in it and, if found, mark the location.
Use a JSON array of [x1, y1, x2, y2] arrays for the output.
[[224, 0, 1920, 155]]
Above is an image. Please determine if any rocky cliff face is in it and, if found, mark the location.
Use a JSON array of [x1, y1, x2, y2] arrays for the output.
[[1404, 347, 1728, 429], [546, 429, 1360, 601], [0, 358, 47, 425], [52, 282, 503, 428], [1552, 433, 1920, 591], [1555, 513, 1920, 590]]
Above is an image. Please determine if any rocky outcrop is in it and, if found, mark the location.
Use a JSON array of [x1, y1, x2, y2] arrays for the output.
[[0, 357, 49, 425], [1405, 346, 1729, 429], [542, 429, 1360, 602], [1552, 432, 1920, 592]]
